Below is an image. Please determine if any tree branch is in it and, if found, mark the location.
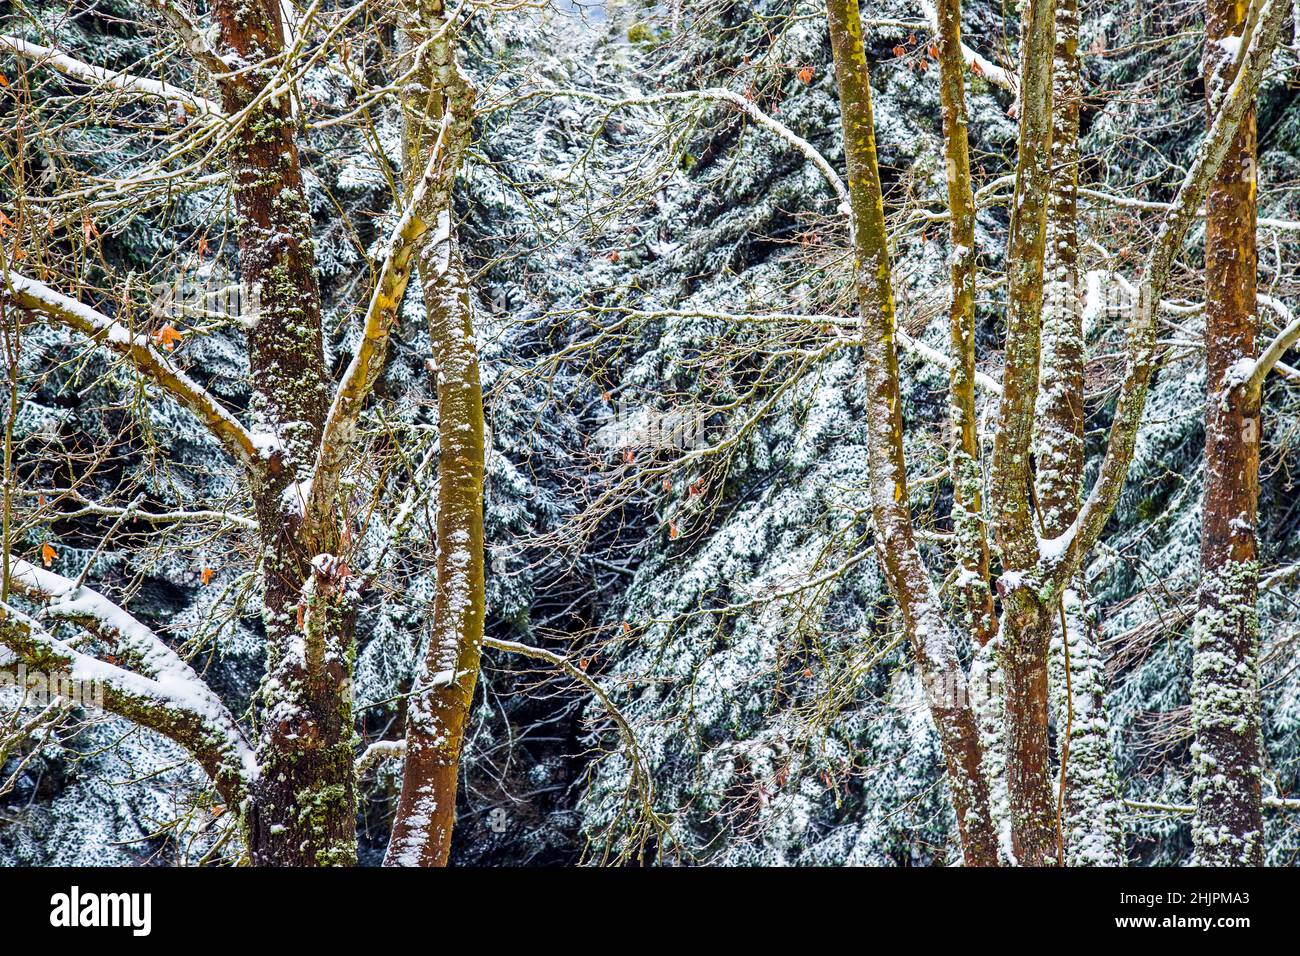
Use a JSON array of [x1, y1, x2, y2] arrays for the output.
[[3, 272, 262, 470], [306, 106, 464, 532], [1250, 294, 1300, 391], [0, 34, 225, 117], [536, 87, 850, 212], [137, 0, 231, 76], [0, 591, 253, 807], [589, 306, 1003, 394]]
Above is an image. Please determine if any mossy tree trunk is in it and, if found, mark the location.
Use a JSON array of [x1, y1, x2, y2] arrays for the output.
[[1192, 0, 1265, 866], [987, 0, 1060, 867], [826, 0, 999, 866], [211, 0, 356, 866], [934, 0, 995, 651], [385, 0, 483, 867], [932, 0, 1010, 861], [1037, 0, 1124, 866]]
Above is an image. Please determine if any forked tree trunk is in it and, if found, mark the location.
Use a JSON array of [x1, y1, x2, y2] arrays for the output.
[[385, 1, 484, 867], [211, 0, 356, 866], [988, 0, 1060, 866], [1192, 0, 1265, 866], [1036, 0, 1124, 866], [932, 0, 1008, 860], [825, 0, 998, 866]]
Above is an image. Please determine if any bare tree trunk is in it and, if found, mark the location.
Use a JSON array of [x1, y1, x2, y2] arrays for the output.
[[988, 0, 1060, 866], [209, 0, 356, 866], [1192, 0, 1265, 866], [825, 0, 998, 866], [386, 1, 483, 867], [1037, 0, 1124, 866]]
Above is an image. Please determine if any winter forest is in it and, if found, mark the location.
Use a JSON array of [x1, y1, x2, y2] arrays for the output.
[[0, 0, 1298, 871]]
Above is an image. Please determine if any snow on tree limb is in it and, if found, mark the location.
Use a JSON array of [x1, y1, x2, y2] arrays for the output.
[[0, 586, 254, 806], [1250, 294, 1300, 390], [1125, 796, 1300, 814], [1078, 185, 1300, 232], [916, 0, 1017, 92], [354, 738, 405, 776], [0, 34, 225, 117], [28, 489, 257, 530], [2, 272, 262, 470], [137, 0, 231, 76]]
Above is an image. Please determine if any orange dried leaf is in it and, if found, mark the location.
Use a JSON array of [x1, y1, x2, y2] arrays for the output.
[[892, 45, 907, 58], [201, 566, 215, 586], [154, 324, 183, 351], [797, 65, 814, 84], [41, 542, 56, 567]]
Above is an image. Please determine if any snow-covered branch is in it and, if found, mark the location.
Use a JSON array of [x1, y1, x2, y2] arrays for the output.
[[354, 738, 405, 776], [1125, 797, 1300, 814], [0, 34, 225, 117], [0, 570, 254, 806], [3, 272, 261, 470], [1250, 294, 1300, 391], [28, 488, 257, 530], [917, 0, 1017, 92], [1078, 186, 1300, 232], [137, 0, 231, 76]]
